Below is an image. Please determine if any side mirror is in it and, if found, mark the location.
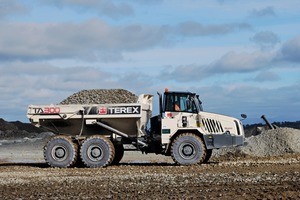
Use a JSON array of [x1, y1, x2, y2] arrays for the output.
[[157, 92, 163, 116]]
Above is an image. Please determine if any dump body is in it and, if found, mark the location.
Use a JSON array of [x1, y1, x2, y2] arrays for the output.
[[27, 94, 153, 138]]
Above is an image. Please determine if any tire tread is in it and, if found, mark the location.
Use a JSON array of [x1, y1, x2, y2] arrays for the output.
[[171, 133, 207, 165]]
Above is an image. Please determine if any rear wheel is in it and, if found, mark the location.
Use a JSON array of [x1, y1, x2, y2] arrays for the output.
[[111, 143, 124, 165], [171, 133, 206, 165], [44, 136, 78, 168], [80, 135, 115, 168]]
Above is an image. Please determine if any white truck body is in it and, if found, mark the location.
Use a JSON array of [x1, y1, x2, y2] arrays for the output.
[[27, 90, 245, 168]]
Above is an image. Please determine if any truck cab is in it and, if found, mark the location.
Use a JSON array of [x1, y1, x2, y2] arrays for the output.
[[149, 89, 245, 165]]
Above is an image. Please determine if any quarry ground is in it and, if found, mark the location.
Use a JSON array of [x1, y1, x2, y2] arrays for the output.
[[0, 147, 299, 199], [1, 119, 300, 199]]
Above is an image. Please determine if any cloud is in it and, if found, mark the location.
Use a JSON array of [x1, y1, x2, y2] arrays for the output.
[[129, 0, 163, 5], [211, 51, 275, 73], [0, 62, 114, 93], [0, 19, 169, 62], [252, 71, 280, 82], [159, 33, 300, 84], [177, 21, 252, 36], [0, 19, 254, 62], [162, 50, 277, 83], [160, 64, 210, 82], [117, 72, 156, 94], [250, 31, 280, 50], [0, 0, 28, 19], [278, 35, 300, 63], [249, 6, 276, 18], [0, 61, 58, 75], [41, 0, 133, 19]]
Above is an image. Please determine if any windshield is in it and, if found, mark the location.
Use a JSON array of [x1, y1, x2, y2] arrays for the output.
[[164, 92, 198, 113]]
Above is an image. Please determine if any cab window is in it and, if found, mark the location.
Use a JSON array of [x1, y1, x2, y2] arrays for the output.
[[164, 93, 198, 113]]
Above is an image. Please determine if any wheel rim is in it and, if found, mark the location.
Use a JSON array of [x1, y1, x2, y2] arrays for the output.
[[51, 145, 68, 161], [87, 144, 104, 161], [179, 142, 196, 159]]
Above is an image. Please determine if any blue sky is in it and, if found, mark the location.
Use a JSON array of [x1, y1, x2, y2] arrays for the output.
[[0, 0, 299, 124]]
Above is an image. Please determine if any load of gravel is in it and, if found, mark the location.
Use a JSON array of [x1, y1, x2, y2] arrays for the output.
[[213, 127, 300, 158], [59, 89, 137, 105]]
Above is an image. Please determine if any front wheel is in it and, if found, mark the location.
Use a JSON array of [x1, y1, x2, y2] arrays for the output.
[[203, 149, 212, 163], [171, 133, 206, 165]]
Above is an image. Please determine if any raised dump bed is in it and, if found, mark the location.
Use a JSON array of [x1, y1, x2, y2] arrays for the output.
[[27, 94, 153, 138]]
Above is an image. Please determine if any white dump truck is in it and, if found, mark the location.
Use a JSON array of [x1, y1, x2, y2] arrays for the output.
[[27, 89, 245, 168]]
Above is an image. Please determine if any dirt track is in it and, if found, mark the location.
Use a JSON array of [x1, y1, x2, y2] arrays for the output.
[[0, 154, 299, 199]]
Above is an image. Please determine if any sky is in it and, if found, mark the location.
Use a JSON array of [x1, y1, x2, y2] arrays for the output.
[[0, 0, 299, 124]]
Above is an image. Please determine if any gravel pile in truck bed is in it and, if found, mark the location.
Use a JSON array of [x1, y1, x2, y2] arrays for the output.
[[59, 89, 137, 104]]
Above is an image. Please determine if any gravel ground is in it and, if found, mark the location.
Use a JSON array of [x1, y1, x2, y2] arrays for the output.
[[1, 118, 300, 199], [0, 154, 299, 199]]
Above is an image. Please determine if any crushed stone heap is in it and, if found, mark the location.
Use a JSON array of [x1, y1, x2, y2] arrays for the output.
[[0, 118, 44, 139], [242, 127, 300, 157], [59, 89, 137, 105], [212, 127, 300, 158]]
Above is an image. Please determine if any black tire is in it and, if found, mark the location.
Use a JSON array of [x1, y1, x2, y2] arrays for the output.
[[203, 149, 213, 163], [74, 140, 85, 168], [44, 136, 78, 168], [111, 143, 124, 165], [80, 135, 115, 168], [171, 133, 206, 165]]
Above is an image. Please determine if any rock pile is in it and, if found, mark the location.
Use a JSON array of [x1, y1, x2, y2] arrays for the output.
[[0, 118, 43, 139], [59, 89, 137, 105], [213, 127, 300, 158], [242, 128, 300, 157]]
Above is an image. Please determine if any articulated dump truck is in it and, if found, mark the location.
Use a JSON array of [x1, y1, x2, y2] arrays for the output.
[[27, 89, 245, 168]]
